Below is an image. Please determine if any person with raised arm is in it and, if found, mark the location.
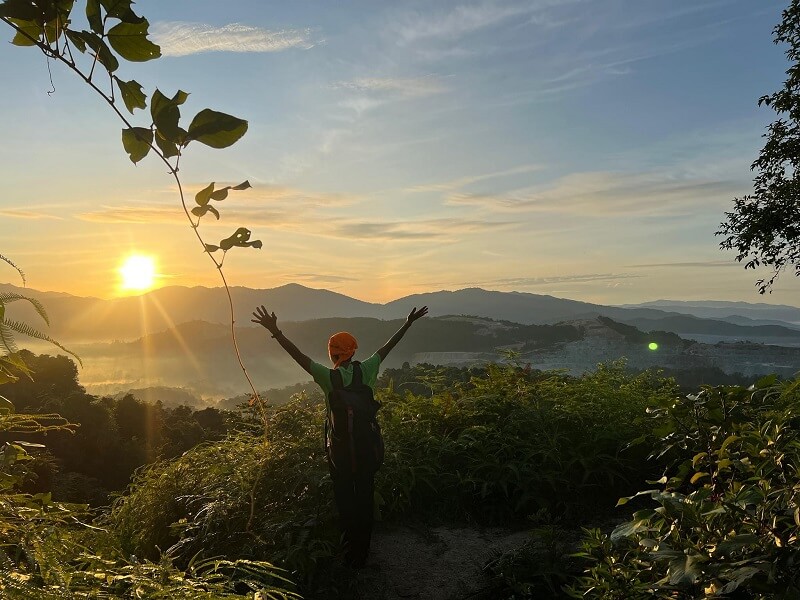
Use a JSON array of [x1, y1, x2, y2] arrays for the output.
[[251, 305, 428, 567]]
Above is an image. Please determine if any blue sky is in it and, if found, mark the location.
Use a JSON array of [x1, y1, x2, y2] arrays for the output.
[[1, 0, 798, 305]]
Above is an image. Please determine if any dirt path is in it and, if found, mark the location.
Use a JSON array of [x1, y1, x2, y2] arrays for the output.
[[350, 524, 532, 600]]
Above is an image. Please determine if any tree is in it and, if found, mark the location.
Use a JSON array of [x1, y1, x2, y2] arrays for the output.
[[718, 1, 800, 293]]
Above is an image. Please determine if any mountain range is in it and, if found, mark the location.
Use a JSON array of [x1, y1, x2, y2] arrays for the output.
[[4, 283, 800, 345]]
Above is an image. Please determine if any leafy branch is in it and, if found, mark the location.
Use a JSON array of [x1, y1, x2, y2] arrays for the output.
[[0, 0, 264, 410]]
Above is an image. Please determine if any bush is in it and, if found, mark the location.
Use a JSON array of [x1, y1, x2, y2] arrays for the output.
[[569, 375, 800, 599]]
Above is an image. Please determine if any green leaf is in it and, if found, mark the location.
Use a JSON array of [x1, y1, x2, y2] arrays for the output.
[[191, 205, 220, 220], [186, 109, 248, 149], [65, 28, 86, 51], [150, 89, 187, 143], [9, 18, 41, 46], [69, 30, 119, 72], [121, 127, 153, 163], [218, 228, 262, 251], [0, 395, 14, 414], [0, 0, 40, 21], [690, 472, 709, 484], [98, 0, 143, 23], [153, 131, 179, 158], [210, 180, 251, 202], [85, 0, 103, 33], [114, 78, 146, 113], [195, 183, 215, 206], [107, 19, 160, 62]]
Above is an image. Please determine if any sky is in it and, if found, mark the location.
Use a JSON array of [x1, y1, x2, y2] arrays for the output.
[[1, 0, 799, 306]]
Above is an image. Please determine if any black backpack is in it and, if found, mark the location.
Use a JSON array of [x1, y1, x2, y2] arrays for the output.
[[325, 362, 385, 475]]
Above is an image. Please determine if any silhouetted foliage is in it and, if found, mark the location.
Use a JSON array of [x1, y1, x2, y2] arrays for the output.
[[718, 0, 800, 292]]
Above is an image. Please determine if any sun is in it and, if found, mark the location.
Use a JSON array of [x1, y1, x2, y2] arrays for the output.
[[119, 254, 157, 292]]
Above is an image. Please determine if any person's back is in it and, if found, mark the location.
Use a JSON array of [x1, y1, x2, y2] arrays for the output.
[[252, 306, 428, 567]]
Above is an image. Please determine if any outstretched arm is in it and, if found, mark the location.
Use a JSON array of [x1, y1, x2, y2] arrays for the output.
[[251, 306, 313, 375], [377, 306, 428, 362]]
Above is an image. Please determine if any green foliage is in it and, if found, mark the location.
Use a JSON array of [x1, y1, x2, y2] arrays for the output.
[[718, 0, 800, 292], [1, 377, 298, 599], [569, 375, 800, 598], [375, 360, 675, 521], [109, 362, 677, 597]]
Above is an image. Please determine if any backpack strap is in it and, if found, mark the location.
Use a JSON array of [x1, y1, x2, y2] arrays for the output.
[[330, 368, 344, 390], [352, 362, 363, 387]]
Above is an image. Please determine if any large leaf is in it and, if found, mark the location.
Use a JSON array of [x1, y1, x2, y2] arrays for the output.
[[150, 89, 188, 143], [85, 0, 102, 33], [0, 0, 40, 21], [99, 0, 143, 23], [107, 19, 160, 62], [9, 17, 40, 46], [186, 109, 248, 149], [121, 127, 153, 163], [68, 29, 119, 72], [195, 182, 214, 206], [153, 131, 179, 158], [114, 77, 146, 113]]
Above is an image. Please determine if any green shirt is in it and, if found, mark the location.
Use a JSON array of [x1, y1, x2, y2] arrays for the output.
[[309, 353, 382, 403]]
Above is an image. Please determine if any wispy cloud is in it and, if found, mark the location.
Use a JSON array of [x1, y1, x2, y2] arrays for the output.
[[330, 217, 515, 241], [284, 273, 360, 284], [76, 205, 186, 224], [446, 171, 744, 216], [627, 260, 740, 269], [0, 208, 62, 220], [408, 164, 543, 193], [394, 0, 583, 44], [482, 273, 642, 287], [332, 76, 448, 97], [151, 22, 316, 57]]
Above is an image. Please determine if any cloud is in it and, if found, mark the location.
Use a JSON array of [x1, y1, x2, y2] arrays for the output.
[[0, 208, 61, 220], [151, 22, 316, 57], [408, 164, 543, 193], [284, 273, 360, 284], [394, 0, 583, 44], [76, 205, 186, 224], [332, 76, 448, 97], [482, 273, 643, 286], [445, 171, 744, 216], [627, 260, 740, 269], [328, 217, 516, 241]]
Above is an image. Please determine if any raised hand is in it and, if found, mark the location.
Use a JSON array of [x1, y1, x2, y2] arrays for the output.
[[251, 305, 279, 335], [406, 306, 428, 324]]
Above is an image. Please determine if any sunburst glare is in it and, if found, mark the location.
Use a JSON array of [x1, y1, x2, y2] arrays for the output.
[[119, 254, 157, 292]]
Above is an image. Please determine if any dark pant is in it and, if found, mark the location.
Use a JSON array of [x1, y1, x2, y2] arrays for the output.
[[328, 460, 375, 567]]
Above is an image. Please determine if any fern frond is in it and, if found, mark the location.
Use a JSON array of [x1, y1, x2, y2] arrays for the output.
[[0, 352, 33, 382], [0, 322, 19, 356], [0, 254, 25, 286], [1, 320, 81, 367], [0, 293, 49, 325]]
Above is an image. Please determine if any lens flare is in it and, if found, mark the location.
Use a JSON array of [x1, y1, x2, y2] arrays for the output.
[[648, 342, 659, 351]]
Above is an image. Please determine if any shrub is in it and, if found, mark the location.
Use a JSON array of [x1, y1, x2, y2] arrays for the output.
[[569, 375, 800, 599]]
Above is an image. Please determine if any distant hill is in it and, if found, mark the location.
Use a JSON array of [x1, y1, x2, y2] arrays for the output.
[[621, 299, 800, 326], [4, 283, 800, 347], [67, 315, 800, 402]]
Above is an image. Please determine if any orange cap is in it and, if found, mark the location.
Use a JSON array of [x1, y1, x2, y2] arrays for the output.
[[328, 331, 357, 369]]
